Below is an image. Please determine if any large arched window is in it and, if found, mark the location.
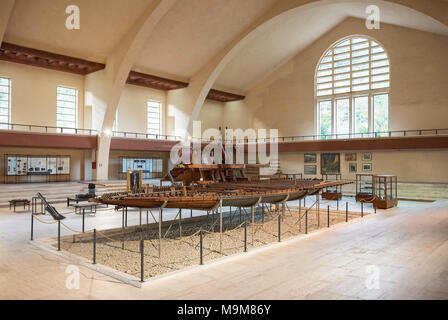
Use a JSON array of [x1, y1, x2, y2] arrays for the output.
[[315, 36, 390, 138]]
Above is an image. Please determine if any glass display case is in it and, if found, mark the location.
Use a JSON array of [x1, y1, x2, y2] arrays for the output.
[[355, 173, 375, 201], [4, 155, 70, 183], [321, 173, 342, 200], [373, 174, 398, 209]]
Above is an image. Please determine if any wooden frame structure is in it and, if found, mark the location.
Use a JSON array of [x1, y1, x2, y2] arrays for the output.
[[126, 169, 143, 192], [355, 173, 375, 201], [373, 174, 398, 209], [321, 173, 343, 200]]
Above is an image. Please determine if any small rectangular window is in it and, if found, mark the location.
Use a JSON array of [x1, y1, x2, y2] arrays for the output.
[[147, 100, 161, 135], [57, 86, 78, 133], [373, 93, 389, 134], [319, 100, 332, 137], [336, 98, 350, 136], [353, 96, 369, 135], [0, 77, 11, 129]]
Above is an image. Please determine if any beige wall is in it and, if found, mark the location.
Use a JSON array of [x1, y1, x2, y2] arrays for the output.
[[197, 99, 224, 131], [0, 60, 85, 130], [279, 149, 448, 183], [116, 84, 166, 134], [218, 18, 448, 184], [234, 18, 448, 136]]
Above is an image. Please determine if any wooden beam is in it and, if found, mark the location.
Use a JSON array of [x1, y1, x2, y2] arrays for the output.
[[0, 42, 105, 75]]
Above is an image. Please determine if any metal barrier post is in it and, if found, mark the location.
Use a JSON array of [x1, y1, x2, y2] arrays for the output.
[[346, 202, 348, 222], [337, 198, 339, 211], [327, 205, 330, 228], [199, 231, 203, 265], [140, 239, 144, 283], [93, 229, 96, 264], [31, 212, 34, 241], [82, 209, 85, 232], [244, 222, 247, 252], [278, 214, 281, 242], [305, 210, 308, 234], [125, 207, 128, 227], [374, 205, 377, 214], [361, 202, 364, 217], [57, 221, 61, 251]]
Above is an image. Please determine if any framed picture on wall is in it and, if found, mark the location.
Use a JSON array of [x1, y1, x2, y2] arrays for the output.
[[362, 152, 372, 161], [345, 153, 357, 161], [304, 153, 317, 163], [349, 163, 357, 173], [321, 153, 340, 174], [304, 165, 317, 175], [362, 163, 372, 171]]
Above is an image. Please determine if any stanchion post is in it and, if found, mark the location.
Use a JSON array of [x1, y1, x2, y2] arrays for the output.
[[82, 209, 85, 233], [361, 202, 364, 218], [199, 231, 203, 265], [278, 214, 281, 242], [31, 212, 34, 241], [125, 207, 128, 227], [57, 220, 61, 251], [374, 205, 377, 214], [140, 239, 144, 283], [346, 202, 348, 222], [93, 229, 96, 264], [337, 198, 339, 211], [327, 205, 330, 228], [305, 209, 308, 234]]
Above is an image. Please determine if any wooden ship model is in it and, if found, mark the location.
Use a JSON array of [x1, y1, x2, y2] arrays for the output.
[[91, 163, 352, 210]]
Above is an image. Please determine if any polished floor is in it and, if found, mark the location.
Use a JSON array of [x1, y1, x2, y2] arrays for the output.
[[0, 198, 447, 299]]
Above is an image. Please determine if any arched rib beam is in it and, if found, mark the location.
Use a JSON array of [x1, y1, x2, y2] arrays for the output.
[[184, 0, 448, 135], [94, 0, 177, 180], [0, 0, 15, 44]]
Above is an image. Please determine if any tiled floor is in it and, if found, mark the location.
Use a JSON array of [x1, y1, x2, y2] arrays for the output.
[[0, 197, 447, 299]]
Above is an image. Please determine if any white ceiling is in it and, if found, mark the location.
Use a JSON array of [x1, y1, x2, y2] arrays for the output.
[[3, 0, 448, 91], [133, 0, 277, 80], [215, 1, 448, 91]]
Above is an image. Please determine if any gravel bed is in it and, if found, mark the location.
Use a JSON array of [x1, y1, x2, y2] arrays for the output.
[[58, 208, 366, 280]]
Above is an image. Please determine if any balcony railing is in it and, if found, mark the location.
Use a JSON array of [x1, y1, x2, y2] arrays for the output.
[[111, 130, 181, 141], [191, 128, 448, 144], [1, 122, 447, 144], [0, 122, 98, 135], [0, 122, 182, 141]]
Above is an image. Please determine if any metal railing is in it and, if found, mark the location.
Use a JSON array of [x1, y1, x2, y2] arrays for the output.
[[111, 130, 182, 141], [1, 122, 447, 144], [0, 122, 98, 135], [191, 128, 448, 144]]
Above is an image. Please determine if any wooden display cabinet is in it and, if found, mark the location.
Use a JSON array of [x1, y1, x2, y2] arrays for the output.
[[321, 173, 342, 200], [373, 174, 398, 209], [355, 173, 375, 201]]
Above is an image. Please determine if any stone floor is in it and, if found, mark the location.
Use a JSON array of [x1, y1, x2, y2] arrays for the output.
[[0, 197, 447, 300]]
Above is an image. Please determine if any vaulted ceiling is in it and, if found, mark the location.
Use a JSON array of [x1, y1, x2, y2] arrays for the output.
[[2, 0, 448, 94]]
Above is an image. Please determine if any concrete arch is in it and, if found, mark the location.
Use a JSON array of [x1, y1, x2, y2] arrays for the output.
[[94, 0, 177, 180], [185, 0, 448, 135]]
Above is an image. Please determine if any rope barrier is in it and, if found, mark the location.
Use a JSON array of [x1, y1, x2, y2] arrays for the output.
[[32, 214, 58, 225]]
